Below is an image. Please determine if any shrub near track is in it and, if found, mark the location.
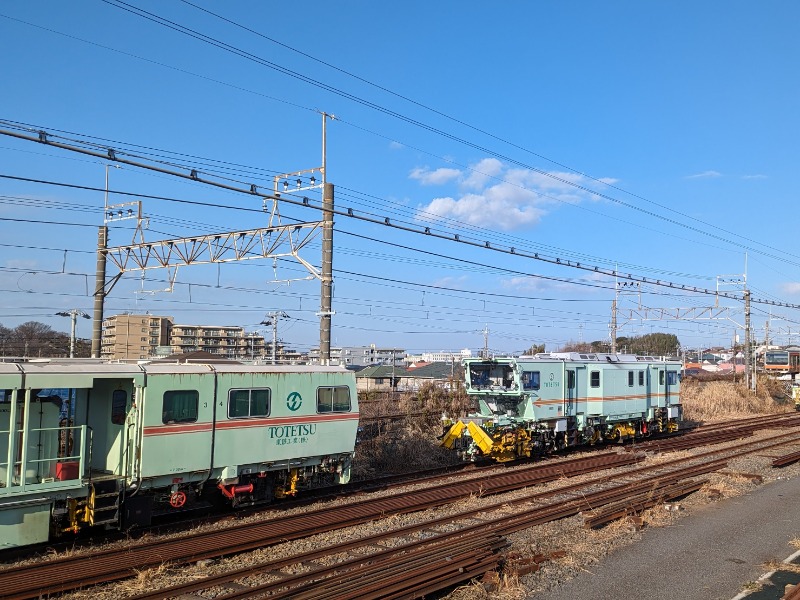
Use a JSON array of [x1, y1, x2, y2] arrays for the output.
[[681, 376, 792, 422], [354, 383, 470, 480]]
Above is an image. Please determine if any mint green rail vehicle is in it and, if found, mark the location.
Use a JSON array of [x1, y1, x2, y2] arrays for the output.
[[0, 360, 358, 549], [442, 353, 682, 462]]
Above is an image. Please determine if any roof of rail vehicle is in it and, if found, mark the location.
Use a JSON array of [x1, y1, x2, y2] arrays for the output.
[[469, 353, 680, 363], [140, 363, 352, 375], [0, 359, 146, 387]]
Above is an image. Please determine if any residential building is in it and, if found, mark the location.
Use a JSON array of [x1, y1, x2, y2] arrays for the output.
[[101, 314, 173, 360], [406, 349, 472, 364], [355, 362, 462, 392], [168, 324, 252, 359], [101, 314, 275, 361], [308, 344, 405, 367]]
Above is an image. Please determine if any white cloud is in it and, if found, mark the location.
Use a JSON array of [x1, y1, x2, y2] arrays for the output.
[[413, 160, 614, 231], [422, 193, 545, 230], [742, 174, 767, 180], [388, 141, 404, 150], [409, 166, 461, 185], [462, 158, 503, 189], [5, 259, 38, 270], [686, 170, 722, 179], [500, 276, 548, 291], [781, 282, 800, 295], [431, 275, 468, 288]]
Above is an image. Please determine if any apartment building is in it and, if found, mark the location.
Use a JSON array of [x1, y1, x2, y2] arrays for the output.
[[308, 344, 405, 367], [101, 314, 271, 361], [101, 314, 173, 360], [170, 324, 261, 359]]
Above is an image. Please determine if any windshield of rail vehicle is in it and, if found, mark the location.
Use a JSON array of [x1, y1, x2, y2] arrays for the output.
[[468, 363, 515, 390], [765, 351, 789, 365]]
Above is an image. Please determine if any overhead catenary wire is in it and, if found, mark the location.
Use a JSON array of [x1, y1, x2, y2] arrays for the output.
[[1, 165, 794, 311], [2, 9, 790, 279], [88, 1, 800, 266], [0, 121, 778, 283]]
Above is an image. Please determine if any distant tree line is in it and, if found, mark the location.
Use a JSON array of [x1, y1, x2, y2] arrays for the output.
[[0, 321, 90, 358], [556, 333, 680, 357]]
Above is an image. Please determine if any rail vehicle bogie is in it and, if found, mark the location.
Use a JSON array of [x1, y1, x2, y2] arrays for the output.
[[442, 353, 682, 461], [0, 360, 358, 549]]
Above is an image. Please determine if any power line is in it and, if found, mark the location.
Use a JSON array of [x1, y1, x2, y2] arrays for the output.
[[93, 1, 796, 265], [2, 169, 797, 311]]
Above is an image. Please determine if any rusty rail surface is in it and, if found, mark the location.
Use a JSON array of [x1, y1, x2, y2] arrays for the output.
[[772, 449, 800, 468], [3, 420, 799, 599], [126, 459, 730, 600], [0, 452, 637, 599]]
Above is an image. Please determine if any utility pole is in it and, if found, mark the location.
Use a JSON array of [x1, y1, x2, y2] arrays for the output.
[[91, 226, 108, 358], [482, 325, 489, 359], [56, 309, 90, 358], [319, 182, 334, 364], [744, 290, 752, 390], [611, 298, 617, 353], [316, 112, 335, 364], [261, 311, 288, 365]]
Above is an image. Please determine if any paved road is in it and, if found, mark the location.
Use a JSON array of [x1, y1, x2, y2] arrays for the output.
[[535, 475, 800, 600]]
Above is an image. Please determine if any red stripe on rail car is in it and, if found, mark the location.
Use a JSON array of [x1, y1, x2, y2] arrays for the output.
[[142, 422, 214, 436], [143, 413, 358, 436], [215, 413, 358, 430], [532, 393, 675, 406]]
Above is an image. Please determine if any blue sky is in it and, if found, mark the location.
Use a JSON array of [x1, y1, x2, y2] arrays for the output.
[[1, 1, 799, 355]]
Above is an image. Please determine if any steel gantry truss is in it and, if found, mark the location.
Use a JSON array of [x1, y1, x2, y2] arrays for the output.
[[103, 222, 323, 278], [615, 306, 740, 328]]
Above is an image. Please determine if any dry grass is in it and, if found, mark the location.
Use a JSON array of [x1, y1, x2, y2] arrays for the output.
[[681, 378, 790, 422], [352, 426, 462, 480], [641, 505, 675, 528], [763, 560, 800, 574]]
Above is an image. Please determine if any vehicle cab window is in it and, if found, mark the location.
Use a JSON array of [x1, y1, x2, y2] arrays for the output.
[[522, 371, 540, 390]]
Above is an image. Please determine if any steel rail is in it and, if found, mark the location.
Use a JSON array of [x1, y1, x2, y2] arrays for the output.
[[129, 446, 775, 600], [3, 422, 799, 599], [0, 452, 635, 599]]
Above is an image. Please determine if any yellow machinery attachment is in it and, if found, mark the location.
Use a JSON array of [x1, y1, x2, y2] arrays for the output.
[[440, 420, 466, 449], [441, 419, 533, 462], [275, 468, 299, 499], [607, 423, 636, 442]]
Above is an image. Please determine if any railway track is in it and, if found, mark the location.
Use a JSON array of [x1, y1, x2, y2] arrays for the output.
[[112, 427, 800, 599], [2, 413, 799, 599]]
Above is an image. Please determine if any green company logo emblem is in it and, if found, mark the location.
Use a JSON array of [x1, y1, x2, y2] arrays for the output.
[[286, 391, 302, 411]]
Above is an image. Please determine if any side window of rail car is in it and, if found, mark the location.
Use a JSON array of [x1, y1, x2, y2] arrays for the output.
[[317, 386, 351, 413], [228, 388, 270, 419], [566, 371, 575, 389], [638, 371, 644, 386], [111, 389, 127, 425], [659, 370, 665, 385], [666, 371, 678, 385], [627, 371, 634, 387], [522, 371, 540, 390], [162, 390, 199, 424], [590, 371, 600, 388]]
